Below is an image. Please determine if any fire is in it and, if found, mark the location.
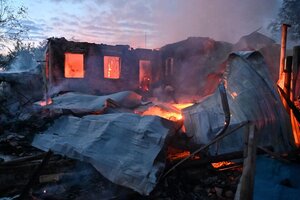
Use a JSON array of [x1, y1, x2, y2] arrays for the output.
[[39, 98, 53, 106], [104, 56, 121, 79], [64, 53, 84, 78], [172, 103, 194, 110], [140, 103, 194, 122], [142, 106, 182, 121], [211, 161, 235, 169]]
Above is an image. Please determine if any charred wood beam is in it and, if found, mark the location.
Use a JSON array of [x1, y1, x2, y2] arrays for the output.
[[169, 146, 273, 170], [0, 153, 47, 166], [216, 162, 243, 171], [279, 24, 291, 76], [257, 146, 291, 163], [214, 81, 231, 153], [277, 85, 300, 123], [219, 81, 230, 131], [0, 155, 73, 172], [291, 46, 300, 100], [284, 56, 293, 101], [235, 124, 257, 200], [169, 151, 244, 169], [0, 156, 75, 196], [18, 150, 53, 200]]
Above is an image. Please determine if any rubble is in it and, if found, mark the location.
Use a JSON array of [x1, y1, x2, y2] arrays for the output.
[[0, 32, 300, 199]]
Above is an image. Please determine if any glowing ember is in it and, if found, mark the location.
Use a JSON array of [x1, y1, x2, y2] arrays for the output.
[[168, 150, 190, 160], [211, 161, 235, 169], [167, 147, 200, 161], [39, 98, 53, 106]]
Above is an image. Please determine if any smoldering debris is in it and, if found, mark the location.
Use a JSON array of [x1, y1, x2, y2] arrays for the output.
[[0, 31, 300, 200]]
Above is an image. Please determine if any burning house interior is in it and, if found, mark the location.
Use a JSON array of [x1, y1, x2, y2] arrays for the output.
[[0, 6, 300, 200]]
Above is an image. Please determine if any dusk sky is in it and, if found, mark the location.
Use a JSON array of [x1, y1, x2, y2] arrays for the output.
[[16, 0, 282, 49]]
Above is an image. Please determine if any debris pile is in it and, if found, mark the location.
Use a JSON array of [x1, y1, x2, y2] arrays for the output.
[[0, 32, 300, 199]]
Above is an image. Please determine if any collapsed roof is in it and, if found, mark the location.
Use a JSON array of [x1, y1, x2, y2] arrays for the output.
[[183, 51, 295, 154], [32, 113, 177, 195]]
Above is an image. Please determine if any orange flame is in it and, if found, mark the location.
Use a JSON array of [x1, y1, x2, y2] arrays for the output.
[[141, 103, 193, 122], [142, 106, 182, 121]]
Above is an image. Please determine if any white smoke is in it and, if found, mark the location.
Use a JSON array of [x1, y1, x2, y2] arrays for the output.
[[150, 0, 282, 47], [24, 0, 282, 49]]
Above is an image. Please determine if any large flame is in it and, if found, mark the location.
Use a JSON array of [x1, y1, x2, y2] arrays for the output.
[[141, 103, 193, 122], [142, 106, 182, 121]]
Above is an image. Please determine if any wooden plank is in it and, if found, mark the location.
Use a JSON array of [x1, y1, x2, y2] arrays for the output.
[[18, 150, 53, 199], [257, 146, 290, 163], [235, 124, 257, 200], [291, 46, 300, 100]]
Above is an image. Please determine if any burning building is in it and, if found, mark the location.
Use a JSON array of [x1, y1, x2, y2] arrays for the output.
[[1, 31, 300, 199], [44, 36, 235, 101], [45, 37, 162, 95]]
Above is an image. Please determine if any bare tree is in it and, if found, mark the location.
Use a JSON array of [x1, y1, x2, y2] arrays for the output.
[[0, 0, 28, 70], [0, 0, 28, 52], [269, 0, 300, 41]]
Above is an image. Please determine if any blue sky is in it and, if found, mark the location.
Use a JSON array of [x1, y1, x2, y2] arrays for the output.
[[15, 0, 282, 49]]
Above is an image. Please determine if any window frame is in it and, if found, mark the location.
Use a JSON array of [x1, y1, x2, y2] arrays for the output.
[[64, 52, 85, 78], [103, 55, 121, 79]]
